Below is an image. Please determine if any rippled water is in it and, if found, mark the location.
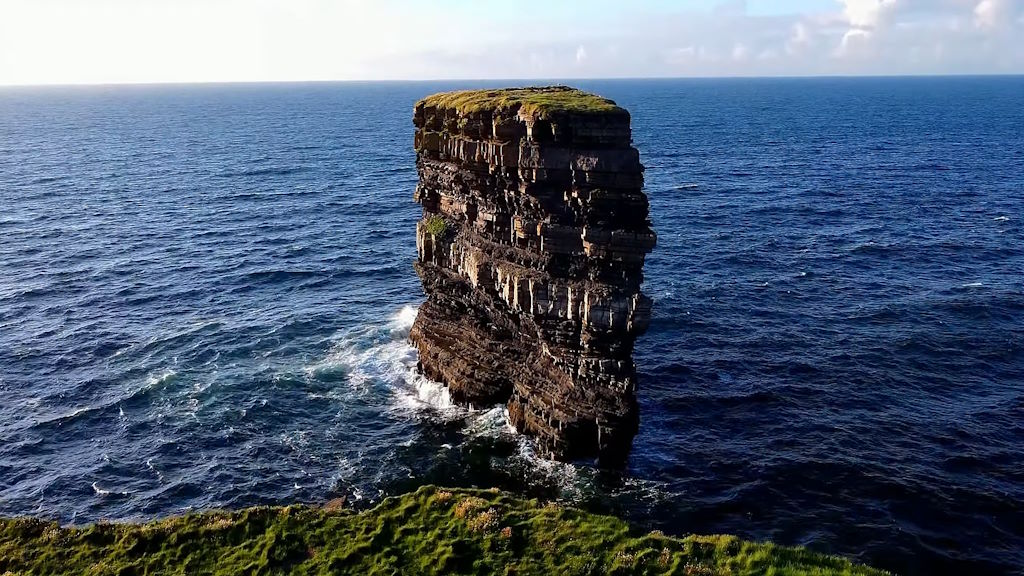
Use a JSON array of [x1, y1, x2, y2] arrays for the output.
[[1, 78, 1022, 575]]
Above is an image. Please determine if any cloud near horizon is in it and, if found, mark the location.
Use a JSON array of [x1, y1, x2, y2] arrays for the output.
[[0, 0, 1021, 85]]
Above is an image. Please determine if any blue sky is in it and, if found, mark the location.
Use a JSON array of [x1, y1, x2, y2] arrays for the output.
[[0, 0, 1021, 85]]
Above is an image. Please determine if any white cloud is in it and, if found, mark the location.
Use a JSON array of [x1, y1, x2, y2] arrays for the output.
[[0, 0, 1022, 84], [840, 0, 899, 29], [786, 22, 814, 55], [666, 46, 698, 65], [835, 0, 898, 58], [576, 45, 588, 64], [839, 28, 874, 56], [974, 0, 1018, 29], [732, 42, 750, 61]]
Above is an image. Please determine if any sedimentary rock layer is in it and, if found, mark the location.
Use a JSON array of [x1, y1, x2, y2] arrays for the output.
[[409, 87, 655, 466]]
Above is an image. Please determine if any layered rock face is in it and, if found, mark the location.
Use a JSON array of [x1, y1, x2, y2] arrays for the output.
[[409, 87, 655, 466]]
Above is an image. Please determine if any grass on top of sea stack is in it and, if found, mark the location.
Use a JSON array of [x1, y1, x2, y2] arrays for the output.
[[0, 485, 889, 576], [418, 86, 626, 118]]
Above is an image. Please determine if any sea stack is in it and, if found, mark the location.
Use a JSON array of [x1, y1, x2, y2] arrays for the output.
[[410, 87, 655, 466]]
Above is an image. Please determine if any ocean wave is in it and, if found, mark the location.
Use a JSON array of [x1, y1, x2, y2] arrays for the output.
[[91, 482, 131, 497], [391, 305, 418, 336], [390, 374, 457, 414], [241, 269, 324, 283], [27, 368, 178, 433], [215, 166, 309, 178], [306, 305, 461, 416], [141, 369, 179, 391], [28, 175, 67, 185], [304, 305, 609, 501], [35, 406, 98, 427]]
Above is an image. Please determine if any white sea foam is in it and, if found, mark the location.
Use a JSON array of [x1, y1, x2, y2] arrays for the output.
[[308, 304, 666, 506], [91, 482, 130, 497], [512, 433, 587, 495], [142, 369, 178, 392], [391, 304, 418, 335], [282, 429, 312, 451], [369, 308, 586, 494], [464, 407, 513, 436], [307, 304, 461, 415], [64, 406, 93, 420], [392, 373, 457, 413], [145, 458, 165, 482], [34, 405, 96, 427]]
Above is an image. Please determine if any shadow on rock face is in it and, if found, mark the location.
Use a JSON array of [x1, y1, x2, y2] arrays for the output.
[[409, 87, 656, 468]]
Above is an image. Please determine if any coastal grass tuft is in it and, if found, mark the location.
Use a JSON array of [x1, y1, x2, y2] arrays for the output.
[[424, 215, 447, 237], [418, 86, 624, 118], [0, 486, 889, 575]]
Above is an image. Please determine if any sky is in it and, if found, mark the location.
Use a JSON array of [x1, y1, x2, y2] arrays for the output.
[[0, 0, 1021, 85]]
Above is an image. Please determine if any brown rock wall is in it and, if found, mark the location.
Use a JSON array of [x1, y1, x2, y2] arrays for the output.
[[409, 87, 655, 466]]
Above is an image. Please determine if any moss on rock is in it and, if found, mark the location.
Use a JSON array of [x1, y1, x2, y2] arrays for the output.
[[0, 486, 888, 575]]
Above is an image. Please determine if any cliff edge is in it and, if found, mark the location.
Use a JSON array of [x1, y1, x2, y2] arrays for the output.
[[0, 486, 888, 575], [410, 87, 656, 466]]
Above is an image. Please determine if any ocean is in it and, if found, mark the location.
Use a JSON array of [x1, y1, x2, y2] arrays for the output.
[[0, 77, 1021, 575]]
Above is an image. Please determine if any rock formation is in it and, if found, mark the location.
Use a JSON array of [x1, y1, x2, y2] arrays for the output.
[[409, 87, 655, 466]]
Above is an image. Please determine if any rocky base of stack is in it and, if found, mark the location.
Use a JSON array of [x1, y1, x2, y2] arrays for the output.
[[409, 87, 655, 466]]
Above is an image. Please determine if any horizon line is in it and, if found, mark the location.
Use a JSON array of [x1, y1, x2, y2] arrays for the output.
[[1, 72, 1022, 89]]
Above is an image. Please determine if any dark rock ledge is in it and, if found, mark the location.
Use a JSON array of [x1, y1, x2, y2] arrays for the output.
[[410, 86, 656, 466]]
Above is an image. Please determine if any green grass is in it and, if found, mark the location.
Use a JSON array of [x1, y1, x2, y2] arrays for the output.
[[417, 86, 625, 118], [0, 486, 889, 576], [424, 215, 447, 237]]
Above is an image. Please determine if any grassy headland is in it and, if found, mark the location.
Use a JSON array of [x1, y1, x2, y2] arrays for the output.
[[0, 485, 888, 576]]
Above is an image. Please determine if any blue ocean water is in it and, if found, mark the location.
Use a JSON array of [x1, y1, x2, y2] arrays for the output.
[[0, 77, 1021, 575]]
